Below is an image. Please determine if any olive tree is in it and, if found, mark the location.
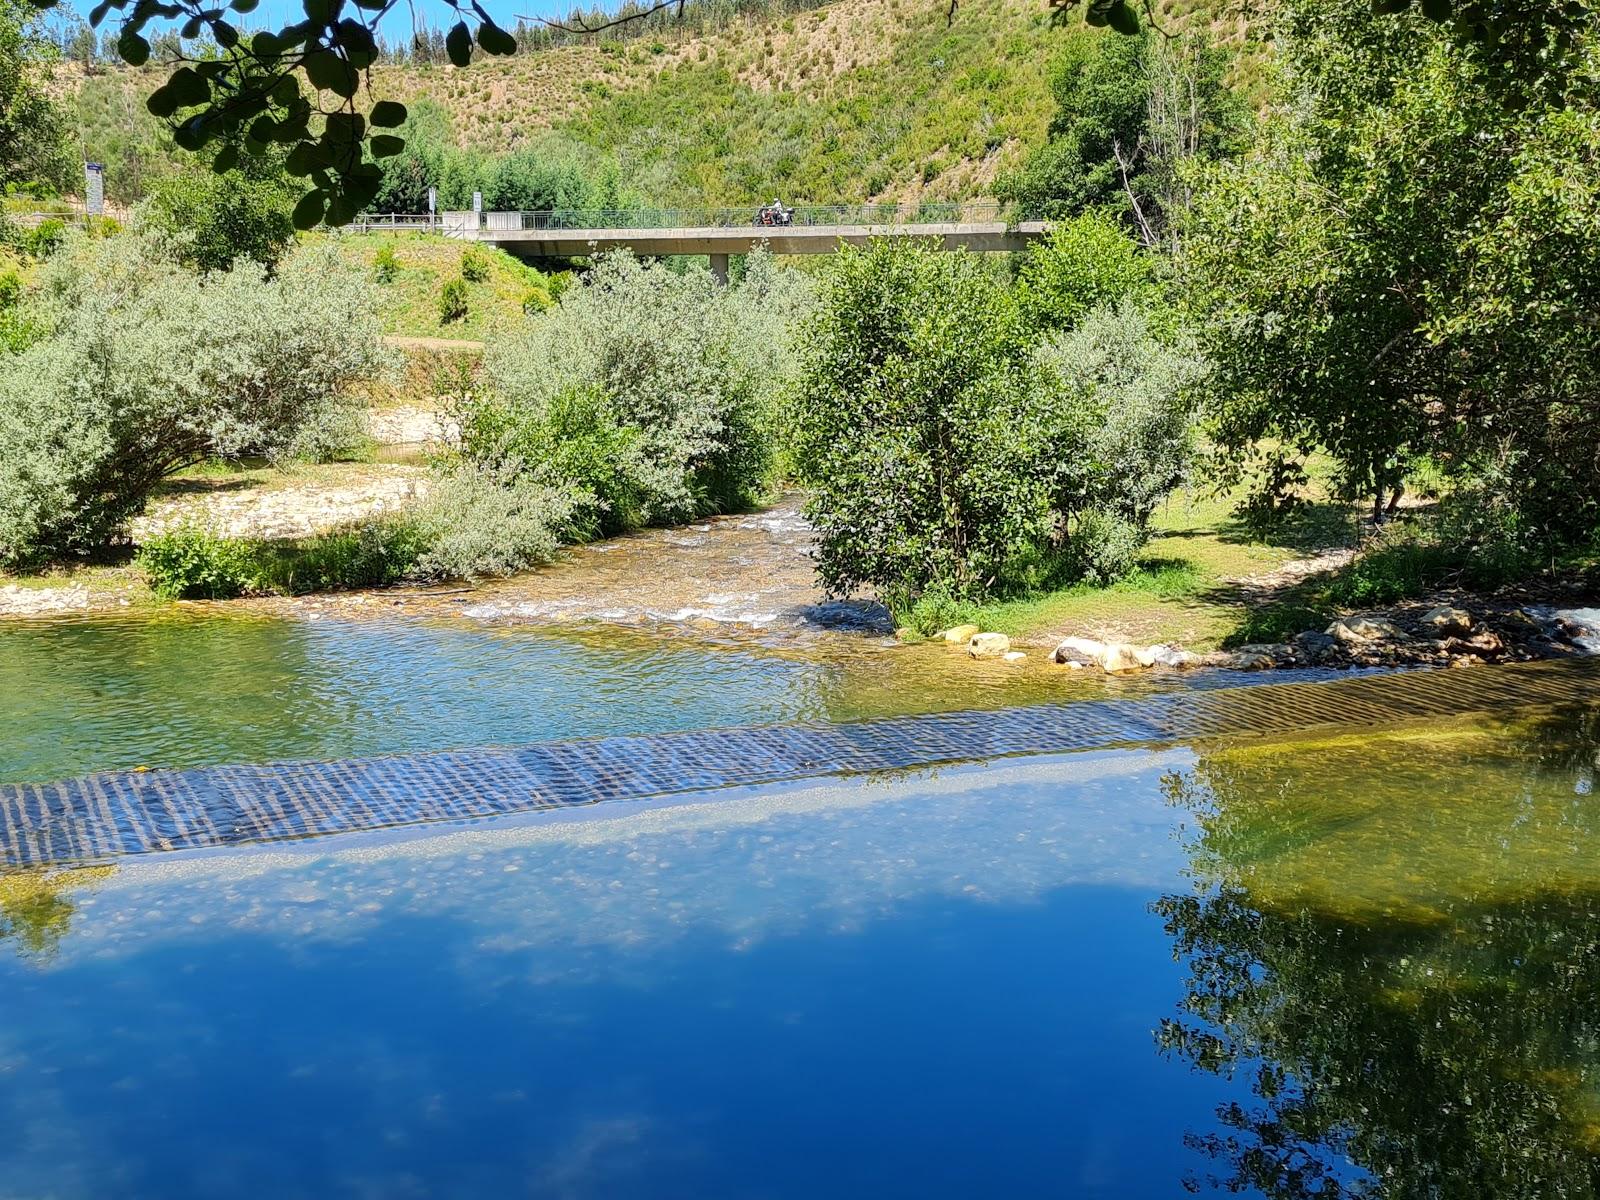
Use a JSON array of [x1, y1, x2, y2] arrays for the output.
[[465, 249, 811, 536], [0, 232, 385, 564]]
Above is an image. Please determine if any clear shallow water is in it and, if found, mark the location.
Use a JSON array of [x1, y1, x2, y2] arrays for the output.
[[1, 610, 1246, 785], [4, 702, 1600, 1196]]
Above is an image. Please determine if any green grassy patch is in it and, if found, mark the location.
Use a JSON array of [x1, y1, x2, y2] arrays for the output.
[[312, 232, 553, 339], [897, 489, 1362, 649]]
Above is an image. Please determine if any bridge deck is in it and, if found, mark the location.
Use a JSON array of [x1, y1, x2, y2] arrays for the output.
[[461, 220, 1051, 258]]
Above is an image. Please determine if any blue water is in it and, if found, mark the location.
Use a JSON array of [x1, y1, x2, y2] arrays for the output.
[[0, 753, 1263, 1198], [0, 612, 1086, 784]]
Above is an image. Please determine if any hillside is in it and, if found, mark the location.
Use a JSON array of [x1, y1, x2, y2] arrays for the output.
[[61, 0, 1263, 209], [370, 0, 1060, 204]]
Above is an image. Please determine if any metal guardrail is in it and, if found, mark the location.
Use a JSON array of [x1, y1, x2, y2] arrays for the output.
[[7, 209, 95, 229], [346, 202, 1014, 235]]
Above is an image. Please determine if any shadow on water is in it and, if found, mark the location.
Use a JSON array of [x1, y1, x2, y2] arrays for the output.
[[1157, 707, 1600, 1197]]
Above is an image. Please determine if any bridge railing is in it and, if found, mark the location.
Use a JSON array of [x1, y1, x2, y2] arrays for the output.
[[347, 201, 1015, 234]]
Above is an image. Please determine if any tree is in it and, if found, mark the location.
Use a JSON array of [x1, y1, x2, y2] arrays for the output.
[[0, 0, 72, 195], [13, 0, 1556, 225], [789, 239, 1200, 610], [997, 28, 1243, 244], [142, 155, 298, 273], [65, 18, 97, 71], [1181, 0, 1600, 533]]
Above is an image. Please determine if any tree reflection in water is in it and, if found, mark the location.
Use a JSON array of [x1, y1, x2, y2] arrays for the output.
[[0, 866, 112, 962], [1156, 708, 1600, 1198]]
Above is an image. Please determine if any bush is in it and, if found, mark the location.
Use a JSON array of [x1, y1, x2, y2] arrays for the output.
[[22, 218, 65, 257], [521, 284, 553, 314], [439, 276, 469, 323], [137, 526, 261, 599], [791, 241, 1200, 608], [138, 519, 429, 599], [0, 234, 385, 565], [459, 244, 491, 282], [410, 462, 578, 579], [467, 249, 810, 534], [0, 266, 37, 353], [140, 163, 296, 273], [373, 241, 400, 283], [1015, 212, 1153, 332], [1033, 303, 1203, 532]]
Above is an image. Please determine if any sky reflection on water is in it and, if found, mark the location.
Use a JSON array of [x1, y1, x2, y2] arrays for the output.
[[0, 752, 1245, 1200]]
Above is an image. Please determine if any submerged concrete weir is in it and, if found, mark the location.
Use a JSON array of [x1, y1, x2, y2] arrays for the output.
[[2, 659, 1596, 869]]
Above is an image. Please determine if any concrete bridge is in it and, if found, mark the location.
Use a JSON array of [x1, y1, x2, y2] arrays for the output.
[[350, 203, 1050, 281]]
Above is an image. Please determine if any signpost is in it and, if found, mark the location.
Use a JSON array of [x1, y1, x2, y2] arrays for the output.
[[84, 163, 104, 217]]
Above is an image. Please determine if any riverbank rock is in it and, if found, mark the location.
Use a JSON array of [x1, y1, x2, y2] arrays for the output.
[[1148, 644, 1201, 668], [942, 624, 981, 644], [1003, 650, 1027, 662], [1099, 642, 1145, 673], [1446, 630, 1506, 660], [968, 632, 1011, 659], [1422, 605, 1474, 638], [1051, 636, 1106, 666], [1232, 643, 1291, 670], [0, 583, 90, 617], [1329, 616, 1408, 644]]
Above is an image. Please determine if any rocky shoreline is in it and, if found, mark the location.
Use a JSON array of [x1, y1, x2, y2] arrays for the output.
[[939, 594, 1600, 675]]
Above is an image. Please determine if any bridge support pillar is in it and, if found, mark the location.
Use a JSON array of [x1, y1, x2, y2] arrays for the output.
[[709, 253, 730, 286]]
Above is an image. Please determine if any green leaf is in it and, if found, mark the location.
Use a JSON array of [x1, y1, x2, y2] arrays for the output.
[[477, 21, 516, 55], [1420, 0, 1452, 18], [323, 110, 365, 144], [88, 1, 111, 25], [230, 0, 258, 10], [369, 99, 406, 128], [146, 84, 180, 117], [291, 189, 328, 230], [305, 49, 357, 97], [166, 65, 210, 107], [250, 29, 280, 55], [284, 140, 325, 176], [301, 0, 338, 22], [180, 14, 201, 36], [117, 29, 151, 65], [325, 192, 360, 226], [445, 20, 471, 67], [212, 143, 239, 173], [213, 20, 239, 47], [370, 134, 404, 158], [1106, 1, 1140, 33], [172, 116, 209, 151], [1370, 0, 1412, 13]]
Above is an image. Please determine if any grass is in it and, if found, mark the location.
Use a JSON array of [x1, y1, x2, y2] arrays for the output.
[[312, 232, 552, 340], [903, 488, 1363, 650]]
